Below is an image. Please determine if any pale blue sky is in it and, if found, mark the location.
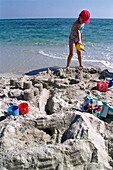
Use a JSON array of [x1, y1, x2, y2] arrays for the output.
[[1, 0, 113, 19]]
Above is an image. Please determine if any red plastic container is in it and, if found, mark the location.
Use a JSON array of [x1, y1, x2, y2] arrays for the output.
[[18, 103, 29, 115], [97, 83, 108, 92]]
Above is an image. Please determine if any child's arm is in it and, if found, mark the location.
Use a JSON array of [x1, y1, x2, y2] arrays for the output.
[[77, 30, 82, 44], [81, 31, 83, 44]]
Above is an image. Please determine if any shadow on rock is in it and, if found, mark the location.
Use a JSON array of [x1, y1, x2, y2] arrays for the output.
[[25, 66, 65, 76], [99, 69, 113, 79], [0, 116, 6, 121], [61, 115, 81, 143]]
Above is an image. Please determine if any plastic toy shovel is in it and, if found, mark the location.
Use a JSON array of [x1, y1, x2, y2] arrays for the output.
[[76, 44, 86, 52]]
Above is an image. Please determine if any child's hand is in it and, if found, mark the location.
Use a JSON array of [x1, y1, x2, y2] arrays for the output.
[[78, 41, 83, 45], [76, 44, 84, 52]]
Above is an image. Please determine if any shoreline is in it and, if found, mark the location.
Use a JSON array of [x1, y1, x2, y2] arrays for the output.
[[0, 65, 113, 78], [1, 43, 113, 75]]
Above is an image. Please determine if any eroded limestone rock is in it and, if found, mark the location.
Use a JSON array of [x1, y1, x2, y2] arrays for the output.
[[0, 67, 113, 169]]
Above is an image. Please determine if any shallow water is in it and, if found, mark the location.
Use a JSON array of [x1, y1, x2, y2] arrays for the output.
[[0, 18, 113, 73]]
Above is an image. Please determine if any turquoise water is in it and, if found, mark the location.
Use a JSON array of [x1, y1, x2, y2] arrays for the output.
[[0, 18, 113, 73]]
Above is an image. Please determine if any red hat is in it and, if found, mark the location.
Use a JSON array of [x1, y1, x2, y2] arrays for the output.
[[80, 10, 90, 24]]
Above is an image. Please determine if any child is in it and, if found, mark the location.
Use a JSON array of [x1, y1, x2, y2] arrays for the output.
[[66, 10, 90, 69]]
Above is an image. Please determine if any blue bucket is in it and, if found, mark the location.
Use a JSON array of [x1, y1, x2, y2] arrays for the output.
[[8, 105, 19, 116], [108, 78, 113, 87]]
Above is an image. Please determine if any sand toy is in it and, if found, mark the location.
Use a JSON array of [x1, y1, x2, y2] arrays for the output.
[[18, 103, 29, 115], [76, 44, 86, 52], [97, 83, 108, 92], [108, 78, 113, 87], [8, 105, 19, 116]]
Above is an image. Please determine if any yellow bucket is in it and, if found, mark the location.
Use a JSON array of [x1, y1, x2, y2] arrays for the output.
[[76, 44, 86, 52]]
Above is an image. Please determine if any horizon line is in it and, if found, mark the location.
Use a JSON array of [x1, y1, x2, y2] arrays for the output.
[[0, 17, 113, 20]]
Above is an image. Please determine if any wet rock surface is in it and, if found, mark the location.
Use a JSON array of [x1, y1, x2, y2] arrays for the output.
[[0, 67, 113, 170]]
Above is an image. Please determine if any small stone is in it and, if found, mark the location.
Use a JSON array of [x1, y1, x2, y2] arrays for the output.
[[23, 81, 32, 89], [70, 79, 80, 84], [24, 89, 34, 100], [47, 68, 51, 74], [34, 83, 43, 92], [83, 74, 90, 79], [15, 81, 23, 89], [8, 89, 22, 98], [89, 68, 97, 74], [33, 88, 39, 96], [10, 79, 17, 86], [75, 74, 82, 79]]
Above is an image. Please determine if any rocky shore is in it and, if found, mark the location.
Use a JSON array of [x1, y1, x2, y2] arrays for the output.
[[0, 67, 113, 170]]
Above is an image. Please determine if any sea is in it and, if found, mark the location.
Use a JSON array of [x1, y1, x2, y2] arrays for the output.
[[0, 18, 113, 74]]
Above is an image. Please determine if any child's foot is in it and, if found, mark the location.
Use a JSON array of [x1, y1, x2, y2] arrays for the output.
[[80, 65, 86, 68], [66, 67, 69, 70]]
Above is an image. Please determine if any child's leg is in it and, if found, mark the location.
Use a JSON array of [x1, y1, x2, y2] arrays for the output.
[[66, 39, 75, 68], [77, 49, 86, 68]]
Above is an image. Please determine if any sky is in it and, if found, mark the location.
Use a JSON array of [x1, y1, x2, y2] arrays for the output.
[[0, 0, 113, 19]]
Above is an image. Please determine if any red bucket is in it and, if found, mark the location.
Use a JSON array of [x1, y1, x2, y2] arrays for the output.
[[18, 103, 29, 115], [97, 83, 108, 92]]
